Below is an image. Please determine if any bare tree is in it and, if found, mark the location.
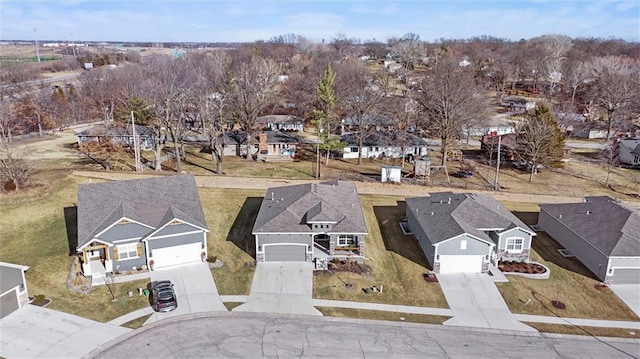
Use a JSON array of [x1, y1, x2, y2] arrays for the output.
[[587, 56, 638, 140], [562, 53, 589, 108], [515, 104, 565, 182], [600, 137, 621, 188], [228, 56, 280, 161], [335, 59, 384, 165], [389, 33, 424, 70], [0, 98, 18, 142], [0, 142, 32, 190], [80, 68, 121, 129], [534, 34, 573, 97], [415, 56, 489, 166]]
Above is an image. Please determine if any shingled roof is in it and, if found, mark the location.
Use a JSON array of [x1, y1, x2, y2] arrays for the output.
[[540, 196, 640, 256], [252, 181, 367, 234], [406, 192, 533, 245], [77, 175, 208, 248]]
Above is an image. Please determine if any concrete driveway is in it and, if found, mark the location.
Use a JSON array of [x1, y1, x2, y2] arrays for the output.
[[437, 273, 536, 332], [611, 284, 640, 318], [233, 262, 322, 316], [0, 305, 130, 359], [145, 262, 226, 324]]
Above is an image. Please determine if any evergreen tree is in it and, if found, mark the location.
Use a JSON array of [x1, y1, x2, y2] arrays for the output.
[[115, 95, 154, 125]]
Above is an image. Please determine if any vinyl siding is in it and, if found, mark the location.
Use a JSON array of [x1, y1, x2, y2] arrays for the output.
[[406, 207, 436, 268], [147, 232, 204, 250], [539, 210, 609, 281], [153, 223, 202, 237], [257, 233, 312, 246], [98, 222, 151, 242], [436, 234, 491, 256]]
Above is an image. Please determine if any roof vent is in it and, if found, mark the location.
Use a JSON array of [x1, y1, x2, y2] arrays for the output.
[[430, 211, 434, 216], [447, 197, 451, 204], [586, 210, 591, 215], [271, 192, 274, 201]]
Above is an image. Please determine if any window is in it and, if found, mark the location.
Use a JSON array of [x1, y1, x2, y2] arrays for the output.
[[337, 235, 357, 247], [350, 147, 358, 153], [634, 155, 639, 164], [117, 243, 139, 260], [460, 240, 467, 250], [506, 238, 524, 252]]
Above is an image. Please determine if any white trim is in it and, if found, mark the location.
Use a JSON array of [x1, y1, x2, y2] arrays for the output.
[[115, 243, 139, 261], [498, 226, 536, 237], [144, 218, 209, 240], [0, 262, 29, 271], [77, 238, 112, 250], [253, 231, 368, 235], [146, 229, 205, 241], [505, 237, 524, 253], [112, 237, 145, 244], [436, 233, 495, 247], [258, 242, 310, 254], [91, 216, 154, 242]]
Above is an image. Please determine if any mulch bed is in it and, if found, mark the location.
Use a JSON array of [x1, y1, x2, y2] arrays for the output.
[[324, 260, 371, 275], [423, 273, 439, 283], [594, 283, 613, 293], [498, 260, 546, 274], [551, 300, 566, 310]]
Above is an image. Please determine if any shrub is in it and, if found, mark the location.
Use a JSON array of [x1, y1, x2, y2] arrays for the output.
[[33, 294, 46, 305], [207, 255, 218, 263]]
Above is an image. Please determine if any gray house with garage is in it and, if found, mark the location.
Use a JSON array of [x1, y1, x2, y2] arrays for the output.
[[539, 196, 640, 284], [76, 175, 209, 285], [252, 181, 368, 270], [405, 192, 535, 274], [0, 262, 29, 319]]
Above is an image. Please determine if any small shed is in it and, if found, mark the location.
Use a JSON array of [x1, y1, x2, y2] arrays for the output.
[[414, 157, 432, 177], [381, 166, 402, 183]]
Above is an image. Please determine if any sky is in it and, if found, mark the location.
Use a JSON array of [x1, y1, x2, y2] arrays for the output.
[[1, 0, 639, 43]]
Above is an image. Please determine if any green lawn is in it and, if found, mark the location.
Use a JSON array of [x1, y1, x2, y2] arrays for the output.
[[313, 195, 449, 308]]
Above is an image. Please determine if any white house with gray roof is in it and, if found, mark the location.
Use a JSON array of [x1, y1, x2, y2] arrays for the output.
[[252, 181, 367, 270], [0, 262, 29, 319], [406, 192, 535, 274], [539, 196, 640, 284], [76, 175, 209, 284]]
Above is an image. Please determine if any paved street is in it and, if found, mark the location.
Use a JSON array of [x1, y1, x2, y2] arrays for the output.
[[88, 312, 640, 359]]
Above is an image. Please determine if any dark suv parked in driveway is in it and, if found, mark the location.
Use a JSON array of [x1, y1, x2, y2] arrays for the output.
[[150, 280, 177, 312]]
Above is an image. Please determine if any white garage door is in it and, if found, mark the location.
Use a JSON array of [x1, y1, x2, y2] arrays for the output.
[[264, 244, 306, 262], [0, 291, 19, 319], [152, 242, 202, 269], [439, 255, 483, 274], [612, 268, 640, 285]]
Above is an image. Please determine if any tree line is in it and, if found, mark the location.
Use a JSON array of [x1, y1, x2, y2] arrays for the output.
[[1, 33, 638, 189]]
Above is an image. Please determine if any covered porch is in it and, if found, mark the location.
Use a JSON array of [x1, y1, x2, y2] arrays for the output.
[[80, 242, 113, 278]]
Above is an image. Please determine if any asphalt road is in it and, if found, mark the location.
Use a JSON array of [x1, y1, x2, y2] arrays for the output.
[[89, 313, 640, 359]]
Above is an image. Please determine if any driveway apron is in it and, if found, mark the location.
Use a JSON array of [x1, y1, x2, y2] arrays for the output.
[[233, 262, 322, 316], [0, 305, 130, 359], [610, 284, 640, 318], [145, 262, 226, 324], [437, 273, 537, 332]]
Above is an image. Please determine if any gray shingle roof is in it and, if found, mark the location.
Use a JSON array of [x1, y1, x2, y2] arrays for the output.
[[540, 196, 640, 256], [77, 175, 208, 248], [406, 192, 533, 245], [341, 132, 427, 147], [252, 181, 367, 234]]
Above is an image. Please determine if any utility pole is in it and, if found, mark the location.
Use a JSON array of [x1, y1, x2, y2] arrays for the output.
[[131, 111, 142, 172], [34, 28, 41, 62], [493, 131, 501, 191], [315, 119, 321, 179]]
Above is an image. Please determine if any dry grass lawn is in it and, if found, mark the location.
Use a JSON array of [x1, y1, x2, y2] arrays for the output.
[[313, 194, 448, 308], [525, 322, 640, 339], [496, 203, 639, 322]]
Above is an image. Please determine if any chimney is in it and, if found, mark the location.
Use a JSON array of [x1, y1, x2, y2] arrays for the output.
[[271, 192, 274, 201], [259, 132, 268, 154]]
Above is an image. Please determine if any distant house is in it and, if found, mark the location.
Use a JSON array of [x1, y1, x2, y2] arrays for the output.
[[0, 262, 29, 319], [466, 116, 515, 137], [480, 133, 518, 161], [341, 132, 428, 160], [539, 196, 640, 284], [256, 115, 304, 133], [252, 181, 368, 270], [619, 139, 640, 167], [500, 96, 536, 112], [221, 130, 299, 160], [406, 192, 535, 273], [76, 124, 158, 150], [341, 116, 406, 135], [572, 121, 609, 139], [76, 175, 209, 285]]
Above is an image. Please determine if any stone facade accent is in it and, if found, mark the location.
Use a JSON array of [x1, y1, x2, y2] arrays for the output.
[[256, 252, 265, 262], [358, 242, 365, 257], [497, 249, 530, 262]]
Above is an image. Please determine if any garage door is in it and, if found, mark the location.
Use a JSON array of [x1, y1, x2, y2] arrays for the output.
[[264, 244, 306, 262], [0, 291, 19, 319], [439, 255, 483, 274], [152, 242, 202, 269], [612, 268, 640, 285]]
